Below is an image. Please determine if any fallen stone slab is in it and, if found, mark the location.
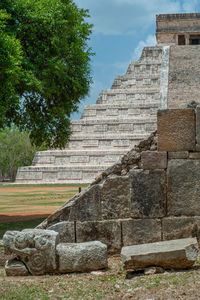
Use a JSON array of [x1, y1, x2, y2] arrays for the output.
[[121, 238, 198, 270], [56, 241, 108, 273]]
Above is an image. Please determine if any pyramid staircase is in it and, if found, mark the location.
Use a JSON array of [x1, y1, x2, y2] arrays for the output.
[[15, 47, 162, 184]]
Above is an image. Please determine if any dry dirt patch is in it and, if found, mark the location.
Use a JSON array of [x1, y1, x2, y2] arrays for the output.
[[0, 184, 87, 222]]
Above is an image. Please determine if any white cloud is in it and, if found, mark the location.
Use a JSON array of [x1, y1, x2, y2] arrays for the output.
[[132, 35, 156, 61], [74, 0, 185, 35]]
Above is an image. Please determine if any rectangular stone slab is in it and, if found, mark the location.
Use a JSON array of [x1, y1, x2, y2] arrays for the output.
[[121, 238, 198, 270], [130, 169, 166, 218], [141, 151, 167, 169], [157, 109, 195, 151], [167, 160, 200, 216]]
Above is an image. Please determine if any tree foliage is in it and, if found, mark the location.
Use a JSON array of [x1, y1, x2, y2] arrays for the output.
[[0, 0, 93, 148], [0, 127, 47, 179]]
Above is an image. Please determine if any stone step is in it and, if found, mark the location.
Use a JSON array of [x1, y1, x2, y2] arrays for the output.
[[66, 133, 151, 149], [14, 45, 163, 185], [99, 99, 159, 106], [139, 47, 162, 60], [97, 88, 160, 104], [72, 116, 157, 125], [81, 103, 158, 119], [15, 165, 110, 184], [97, 96, 159, 105], [127, 63, 162, 74], [112, 78, 160, 89], [70, 117, 157, 134], [112, 74, 160, 86], [33, 149, 129, 166], [116, 73, 160, 80]]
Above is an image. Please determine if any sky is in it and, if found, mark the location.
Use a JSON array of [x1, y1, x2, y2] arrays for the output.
[[71, 0, 200, 119]]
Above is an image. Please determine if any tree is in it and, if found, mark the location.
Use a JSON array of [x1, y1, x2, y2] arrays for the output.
[[0, 0, 93, 148], [0, 127, 47, 180]]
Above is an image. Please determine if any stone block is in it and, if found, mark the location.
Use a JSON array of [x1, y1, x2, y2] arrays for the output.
[[101, 175, 131, 219], [56, 241, 108, 273], [42, 172, 57, 181], [16, 170, 43, 180], [189, 152, 200, 159], [168, 151, 188, 159], [76, 220, 121, 254], [167, 160, 200, 215], [69, 185, 101, 221], [162, 216, 200, 241], [70, 156, 89, 163], [196, 106, 200, 145], [113, 140, 130, 147], [48, 221, 75, 243], [141, 151, 167, 169], [157, 109, 195, 151], [5, 259, 29, 276], [122, 219, 161, 246], [130, 169, 166, 218], [58, 171, 82, 180], [121, 238, 198, 270]]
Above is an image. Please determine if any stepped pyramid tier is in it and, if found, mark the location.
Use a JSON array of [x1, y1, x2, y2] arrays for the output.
[[15, 13, 200, 184], [16, 46, 163, 184]]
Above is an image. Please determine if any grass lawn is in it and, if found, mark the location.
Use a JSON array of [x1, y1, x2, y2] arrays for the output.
[[0, 183, 88, 238], [0, 257, 200, 299], [0, 183, 88, 213]]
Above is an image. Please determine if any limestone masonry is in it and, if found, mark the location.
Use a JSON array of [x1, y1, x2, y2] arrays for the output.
[[36, 105, 200, 254], [15, 13, 200, 185], [4, 14, 200, 274]]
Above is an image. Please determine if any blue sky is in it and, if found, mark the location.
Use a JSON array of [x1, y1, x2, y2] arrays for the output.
[[71, 0, 200, 119]]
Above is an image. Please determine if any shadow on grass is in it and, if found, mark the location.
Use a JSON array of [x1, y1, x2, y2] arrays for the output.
[[0, 217, 46, 239]]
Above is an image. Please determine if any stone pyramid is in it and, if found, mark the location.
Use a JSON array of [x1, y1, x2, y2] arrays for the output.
[[15, 46, 164, 184]]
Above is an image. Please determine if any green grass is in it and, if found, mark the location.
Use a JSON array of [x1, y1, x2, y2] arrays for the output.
[[0, 184, 88, 238], [0, 262, 200, 300], [0, 183, 89, 188], [0, 184, 88, 214], [0, 218, 46, 238]]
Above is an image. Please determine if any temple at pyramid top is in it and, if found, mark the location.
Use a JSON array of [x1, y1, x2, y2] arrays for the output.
[[156, 13, 200, 45], [15, 13, 200, 184]]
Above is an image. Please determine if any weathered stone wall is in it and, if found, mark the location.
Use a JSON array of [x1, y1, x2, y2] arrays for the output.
[[38, 107, 200, 254], [168, 46, 200, 108], [156, 34, 176, 45], [156, 13, 200, 45]]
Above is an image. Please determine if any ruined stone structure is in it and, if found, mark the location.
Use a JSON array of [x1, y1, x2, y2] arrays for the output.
[[16, 13, 200, 184], [15, 13, 200, 184], [36, 106, 200, 254], [4, 14, 200, 274], [15, 46, 161, 183]]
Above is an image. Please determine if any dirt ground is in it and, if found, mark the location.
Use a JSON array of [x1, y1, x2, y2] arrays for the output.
[[0, 213, 50, 223], [1, 256, 200, 299], [0, 185, 81, 222], [0, 185, 77, 193]]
